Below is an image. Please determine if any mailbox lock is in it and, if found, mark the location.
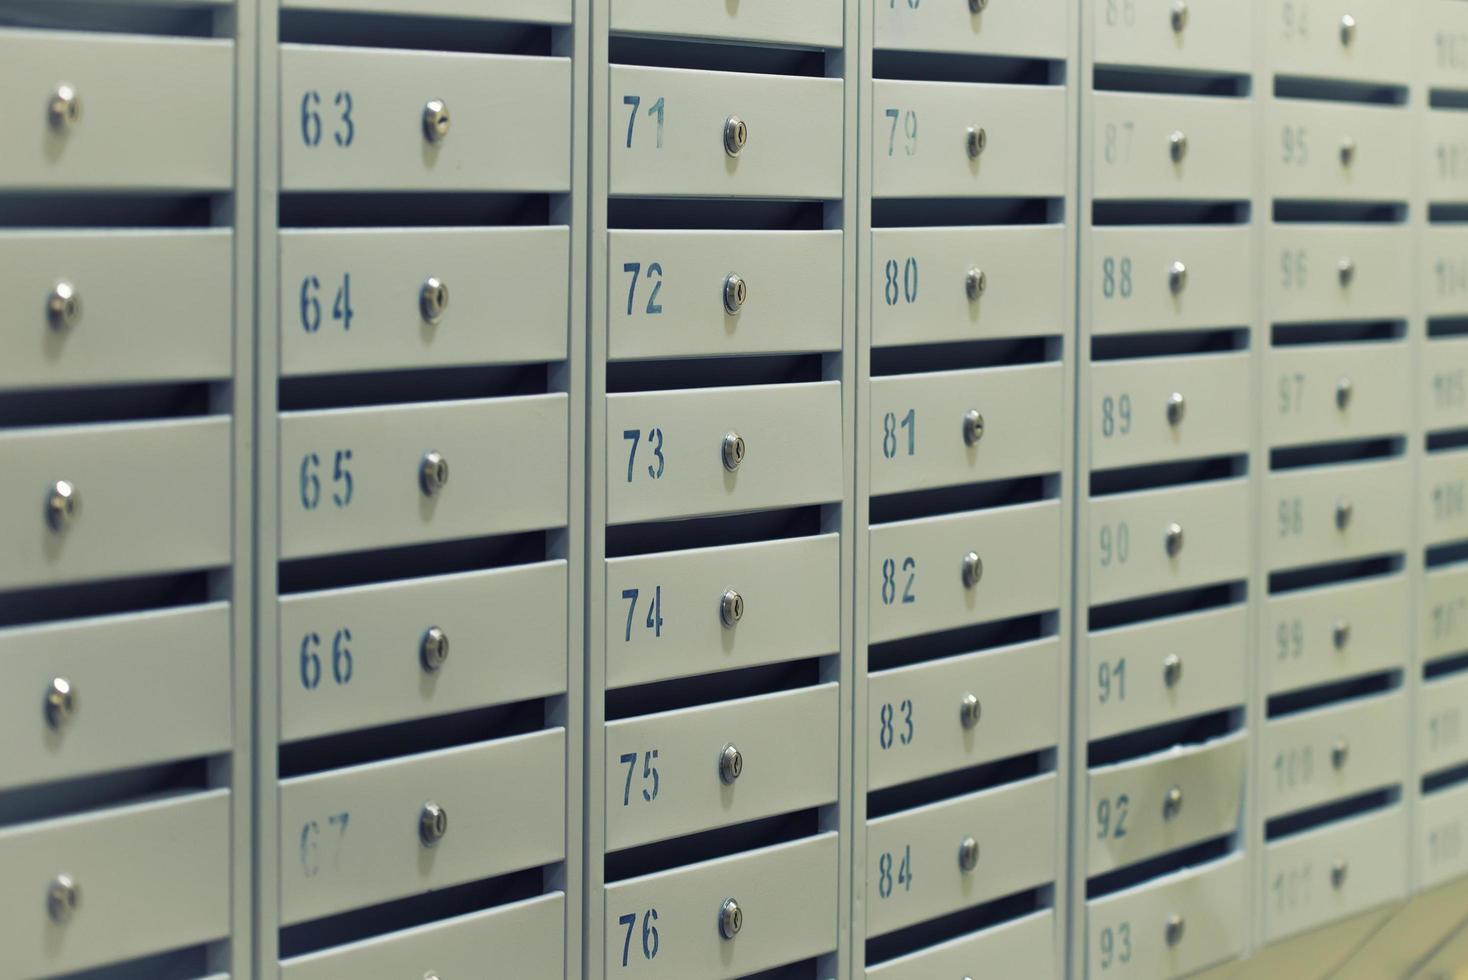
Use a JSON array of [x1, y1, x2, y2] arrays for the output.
[[1170, 0, 1189, 32], [719, 743, 744, 784], [1165, 522, 1185, 557], [1335, 497, 1354, 531], [1336, 377, 1354, 410], [724, 115, 748, 157], [1332, 619, 1351, 651], [1168, 260, 1188, 295], [1165, 913, 1186, 947], [44, 677, 76, 730], [48, 84, 81, 132], [720, 589, 744, 629], [420, 626, 450, 673], [419, 451, 450, 497], [1340, 13, 1357, 47], [966, 126, 987, 159], [46, 480, 79, 532], [722, 432, 746, 471], [1338, 257, 1356, 286], [965, 267, 988, 301], [1340, 136, 1357, 168], [958, 835, 980, 872], [962, 409, 986, 447], [961, 551, 983, 589], [1163, 654, 1183, 689], [419, 801, 449, 847], [420, 277, 450, 325], [1331, 739, 1350, 770], [1331, 858, 1349, 889], [723, 273, 748, 315], [1166, 392, 1186, 427], [719, 897, 743, 939], [422, 99, 451, 144], [1169, 130, 1188, 163], [1163, 785, 1184, 820], [960, 692, 982, 730], [47, 874, 79, 924], [47, 281, 81, 331]]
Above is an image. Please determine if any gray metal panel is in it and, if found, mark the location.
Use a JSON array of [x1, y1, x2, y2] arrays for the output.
[[0, 29, 234, 191]]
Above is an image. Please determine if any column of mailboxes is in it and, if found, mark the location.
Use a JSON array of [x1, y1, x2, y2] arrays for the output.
[[1255, 0, 1416, 951], [589, 5, 852, 978], [1416, 0, 1468, 906], [264, 3, 579, 975], [590, 3, 857, 974], [854, 5, 1073, 978], [1075, 3, 1256, 977], [0, 4, 250, 978]]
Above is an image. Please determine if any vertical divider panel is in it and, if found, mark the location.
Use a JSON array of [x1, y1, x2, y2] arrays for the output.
[[584, 0, 609, 972], [254, 0, 282, 972], [230, 2, 259, 976]]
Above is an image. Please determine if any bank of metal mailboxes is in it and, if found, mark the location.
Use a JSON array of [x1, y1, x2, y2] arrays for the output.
[[2, 1, 1468, 978]]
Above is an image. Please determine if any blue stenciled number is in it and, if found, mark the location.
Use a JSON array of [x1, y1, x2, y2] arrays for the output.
[[331, 627, 353, 685], [623, 262, 665, 316], [884, 257, 919, 305], [332, 273, 353, 330], [883, 109, 918, 156], [299, 632, 322, 689], [299, 811, 348, 878], [645, 586, 663, 636], [300, 91, 322, 147], [299, 450, 352, 511], [882, 408, 916, 459], [299, 452, 322, 510], [622, 95, 640, 148], [880, 557, 917, 605], [621, 588, 639, 641], [622, 429, 641, 481], [1100, 922, 1132, 969], [301, 275, 351, 333], [332, 449, 353, 508], [300, 276, 321, 332], [644, 262, 664, 314], [621, 587, 663, 641], [878, 699, 914, 750], [618, 909, 660, 967], [300, 819, 319, 876], [646, 428, 665, 479], [300, 628, 353, 690], [641, 750, 659, 801], [619, 750, 660, 805], [877, 845, 912, 898], [623, 428, 666, 483], [1096, 794, 1130, 839], [623, 95, 665, 149], [301, 90, 354, 147], [333, 91, 354, 147], [623, 262, 641, 315]]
